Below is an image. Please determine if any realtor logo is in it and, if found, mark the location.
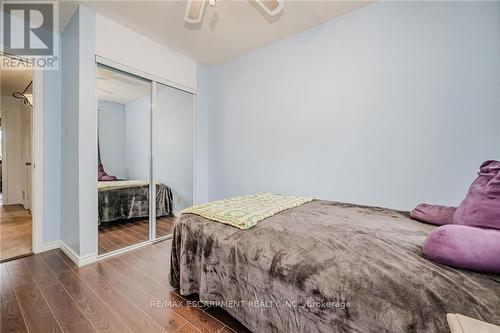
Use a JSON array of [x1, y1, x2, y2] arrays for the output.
[[1, 1, 58, 69]]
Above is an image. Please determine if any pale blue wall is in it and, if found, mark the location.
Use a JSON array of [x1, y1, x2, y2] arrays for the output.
[[195, 65, 210, 204], [205, 1, 500, 210], [60, 8, 80, 252], [43, 58, 62, 243], [77, 6, 97, 257], [60, 5, 96, 256]]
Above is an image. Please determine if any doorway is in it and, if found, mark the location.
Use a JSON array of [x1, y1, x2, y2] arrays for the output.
[[0, 57, 34, 262]]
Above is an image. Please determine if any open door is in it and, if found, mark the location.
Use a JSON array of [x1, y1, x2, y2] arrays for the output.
[[22, 103, 33, 210]]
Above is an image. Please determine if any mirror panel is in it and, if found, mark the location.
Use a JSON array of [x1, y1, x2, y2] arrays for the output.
[[154, 82, 194, 239], [96, 64, 152, 255]]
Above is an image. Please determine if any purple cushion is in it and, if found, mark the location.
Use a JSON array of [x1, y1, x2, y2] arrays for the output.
[[410, 204, 456, 226], [453, 160, 500, 230], [423, 225, 500, 273], [98, 163, 117, 181], [99, 175, 118, 181]]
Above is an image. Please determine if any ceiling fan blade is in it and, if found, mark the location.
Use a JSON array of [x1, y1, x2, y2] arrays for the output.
[[253, 0, 284, 16], [185, 0, 207, 24]]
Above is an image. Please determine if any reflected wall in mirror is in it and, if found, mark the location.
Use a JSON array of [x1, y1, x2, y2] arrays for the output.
[[96, 64, 152, 255], [154, 83, 194, 239], [153, 84, 194, 237]]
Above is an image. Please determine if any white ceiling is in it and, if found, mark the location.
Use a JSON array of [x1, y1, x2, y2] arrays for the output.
[[0, 57, 33, 97], [61, 1, 373, 65]]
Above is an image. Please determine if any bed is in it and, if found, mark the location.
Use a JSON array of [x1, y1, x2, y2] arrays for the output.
[[98, 180, 173, 224], [170, 199, 500, 333]]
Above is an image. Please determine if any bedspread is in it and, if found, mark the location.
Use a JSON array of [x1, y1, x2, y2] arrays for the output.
[[170, 200, 500, 333]]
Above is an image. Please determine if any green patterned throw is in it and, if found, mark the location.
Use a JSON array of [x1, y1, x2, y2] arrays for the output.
[[181, 193, 313, 229]]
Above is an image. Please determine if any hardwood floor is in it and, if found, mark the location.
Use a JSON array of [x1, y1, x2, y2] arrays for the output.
[[0, 204, 32, 262], [1, 240, 251, 333], [98, 217, 175, 255]]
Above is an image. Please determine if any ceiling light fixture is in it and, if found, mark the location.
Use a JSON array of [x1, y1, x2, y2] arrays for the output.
[[185, 0, 284, 24]]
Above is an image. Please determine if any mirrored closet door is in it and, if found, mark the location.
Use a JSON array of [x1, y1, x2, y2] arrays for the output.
[[153, 83, 194, 239], [96, 64, 152, 255], [96, 60, 195, 256]]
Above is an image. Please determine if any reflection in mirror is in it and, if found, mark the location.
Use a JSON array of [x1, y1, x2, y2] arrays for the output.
[[96, 64, 151, 255], [154, 83, 194, 239]]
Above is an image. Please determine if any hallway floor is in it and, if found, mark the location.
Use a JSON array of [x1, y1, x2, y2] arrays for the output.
[[0, 203, 32, 262]]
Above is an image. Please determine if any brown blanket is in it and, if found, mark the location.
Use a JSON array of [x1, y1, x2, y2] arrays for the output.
[[98, 183, 173, 224], [170, 200, 500, 333]]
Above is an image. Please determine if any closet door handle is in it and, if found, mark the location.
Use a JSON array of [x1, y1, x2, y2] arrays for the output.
[[25, 162, 32, 166]]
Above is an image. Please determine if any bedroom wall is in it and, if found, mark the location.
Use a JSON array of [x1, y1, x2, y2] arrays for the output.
[[61, 8, 80, 253], [206, 1, 500, 211], [195, 64, 210, 204], [98, 100, 128, 179], [61, 5, 97, 257], [77, 5, 97, 258], [42, 67, 62, 244]]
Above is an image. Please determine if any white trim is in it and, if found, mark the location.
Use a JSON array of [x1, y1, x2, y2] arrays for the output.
[[153, 234, 173, 243], [59, 241, 97, 267], [42, 240, 60, 251], [96, 236, 172, 261], [40, 241, 98, 267], [59, 241, 78, 265], [78, 252, 98, 267], [193, 94, 197, 205], [32, 69, 44, 254], [93, 60, 99, 258], [97, 240, 151, 261], [150, 81, 157, 241], [95, 55, 197, 95]]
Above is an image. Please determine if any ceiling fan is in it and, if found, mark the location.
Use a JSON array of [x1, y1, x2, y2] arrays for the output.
[[185, 0, 284, 24]]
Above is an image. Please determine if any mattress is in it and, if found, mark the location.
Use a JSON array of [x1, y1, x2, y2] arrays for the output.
[[170, 199, 500, 333]]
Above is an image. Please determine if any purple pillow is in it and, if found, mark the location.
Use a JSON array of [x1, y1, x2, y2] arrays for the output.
[[98, 163, 117, 181], [410, 204, 456, 226], [453, 160, 500, 230], [423, 225, 500, 273]]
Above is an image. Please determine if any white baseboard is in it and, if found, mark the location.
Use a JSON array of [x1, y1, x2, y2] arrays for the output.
[[40, 240, 97, 267], [78, 252, 98, 266], [58, 241, 79, 265], [42, 240, 60, 251]]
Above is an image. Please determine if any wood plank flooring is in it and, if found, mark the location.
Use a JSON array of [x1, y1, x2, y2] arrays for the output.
[[0, 204, 32, 262], [98, 217, 175, 255], [1, 240, 251, 333]]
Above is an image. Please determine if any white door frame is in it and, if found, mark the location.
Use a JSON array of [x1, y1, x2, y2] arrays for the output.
[[31, 69, 44, 254]]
